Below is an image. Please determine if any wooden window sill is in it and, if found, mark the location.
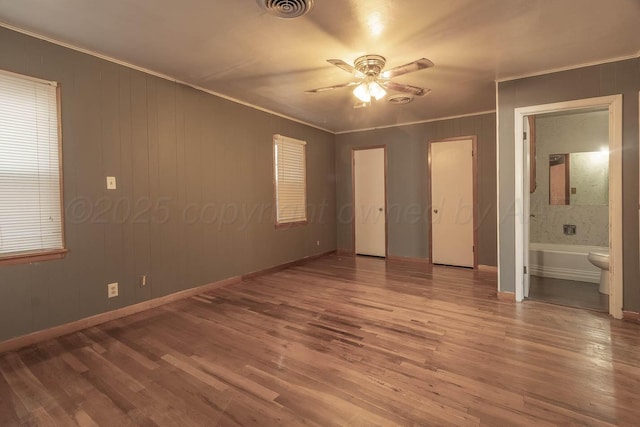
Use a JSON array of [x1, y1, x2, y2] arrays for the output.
[[0, 249, 68, 266], [275, 220, 308, 230]]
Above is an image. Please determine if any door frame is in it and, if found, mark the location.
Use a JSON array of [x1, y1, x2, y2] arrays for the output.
[[427, 136, 479, 268], [351, 145, 388, 257], [513, 95, 623, 318]]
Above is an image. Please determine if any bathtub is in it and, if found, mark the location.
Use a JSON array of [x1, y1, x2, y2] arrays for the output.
[[529, 243, 606, 284]]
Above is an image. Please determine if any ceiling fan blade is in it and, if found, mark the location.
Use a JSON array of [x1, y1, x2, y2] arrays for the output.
[[380, 58, 434, 79], [327, 59, 366, 78], [305, 81, 359, 93], [381, 81, 431, 96]]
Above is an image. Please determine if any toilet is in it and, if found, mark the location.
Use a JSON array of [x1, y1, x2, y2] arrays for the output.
[[587, 250, 610, 295]]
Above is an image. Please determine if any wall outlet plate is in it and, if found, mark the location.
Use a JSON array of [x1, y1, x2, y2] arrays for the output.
[[106, 176, 117, 190], [107, 282, 118, 298]]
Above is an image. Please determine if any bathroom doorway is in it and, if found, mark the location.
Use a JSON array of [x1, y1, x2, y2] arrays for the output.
[[525, 107, 609, 311], [513, 95, 624, 319]]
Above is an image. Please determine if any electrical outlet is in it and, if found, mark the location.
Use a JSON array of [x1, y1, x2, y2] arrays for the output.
[[107, 282, 118, 298], [139, 275, 147, 287], [106, 176, 117, 190], [316, 240, 320, 246]]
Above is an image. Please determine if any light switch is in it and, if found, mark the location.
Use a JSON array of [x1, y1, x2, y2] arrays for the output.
[[106, 176, 117, 190]]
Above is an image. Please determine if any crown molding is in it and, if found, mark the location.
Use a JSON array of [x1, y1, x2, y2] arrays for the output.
[[335, 110, 496, 135], [0, 21, 334, 134], [496, 53, 640, 83]]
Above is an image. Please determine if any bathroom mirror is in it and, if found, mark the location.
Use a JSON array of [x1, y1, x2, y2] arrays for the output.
[[549, 154, 569, 205], [549, 150, 609, 206]]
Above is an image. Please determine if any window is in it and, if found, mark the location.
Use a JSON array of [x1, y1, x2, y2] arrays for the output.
[[273, 134, 307, 226], [0, 70, 65, 263]]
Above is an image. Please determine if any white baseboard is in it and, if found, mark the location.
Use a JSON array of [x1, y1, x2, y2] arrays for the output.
[[530, 264, 600, 284]]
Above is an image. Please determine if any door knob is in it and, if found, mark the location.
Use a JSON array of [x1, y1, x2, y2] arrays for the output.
[[434, 209, 438, 214], [378, 208, 383, 212]]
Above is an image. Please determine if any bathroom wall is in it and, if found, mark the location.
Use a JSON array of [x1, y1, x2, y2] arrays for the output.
[[530, 110, 609, 247], [570, 152, 609, 206]]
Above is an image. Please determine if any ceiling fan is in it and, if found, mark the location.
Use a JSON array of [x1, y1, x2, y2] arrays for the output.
[[306, 55, 434, 108]]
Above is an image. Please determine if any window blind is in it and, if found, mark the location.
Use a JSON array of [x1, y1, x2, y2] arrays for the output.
[[0, 71, 63, 256], [274, 134, 307, 224]]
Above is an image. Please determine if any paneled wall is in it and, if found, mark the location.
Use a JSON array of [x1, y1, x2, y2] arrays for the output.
[[498, 58, 640, 310], [0, 27, 336, 342], [335, 113, 497, 266]]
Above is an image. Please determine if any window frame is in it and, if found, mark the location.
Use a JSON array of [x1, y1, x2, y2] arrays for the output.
[[273, 134, 308, 229], [0, 70, 67, 266]]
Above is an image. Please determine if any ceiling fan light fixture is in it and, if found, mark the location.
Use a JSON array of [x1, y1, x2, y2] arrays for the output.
[[353, 83, 371, 103], [368, 81, 386, 100], [353, 80, 386, 103], [307, 54, 433, 107]]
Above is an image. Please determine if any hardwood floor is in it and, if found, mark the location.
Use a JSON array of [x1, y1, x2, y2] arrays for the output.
[[0, 254, 639, 426], [528, 274, 609, 312]]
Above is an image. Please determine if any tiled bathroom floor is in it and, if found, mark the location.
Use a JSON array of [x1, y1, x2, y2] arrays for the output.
[[527, 275, 608, 312]]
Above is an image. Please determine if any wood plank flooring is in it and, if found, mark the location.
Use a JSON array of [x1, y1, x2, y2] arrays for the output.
[[0, 254, 639, 426]]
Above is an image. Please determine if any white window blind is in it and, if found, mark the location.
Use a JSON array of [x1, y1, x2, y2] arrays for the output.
[[274, 134, 307, 224], [0, 71, 64, 257]]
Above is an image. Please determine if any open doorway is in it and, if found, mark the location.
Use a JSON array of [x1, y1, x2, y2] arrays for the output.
[[514, 95, 623, 318], [524, 108, 609, 312]]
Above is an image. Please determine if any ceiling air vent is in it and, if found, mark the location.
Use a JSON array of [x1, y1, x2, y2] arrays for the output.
[[387, 95, 415, 105], [258, 0, 314, 18]]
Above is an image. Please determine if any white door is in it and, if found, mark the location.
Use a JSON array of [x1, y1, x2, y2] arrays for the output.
[[431, 139, 474, 267], [354, 148, 386, 257]]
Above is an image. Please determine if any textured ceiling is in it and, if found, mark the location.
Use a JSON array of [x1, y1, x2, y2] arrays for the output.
[[0, 0, 638, 133]]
